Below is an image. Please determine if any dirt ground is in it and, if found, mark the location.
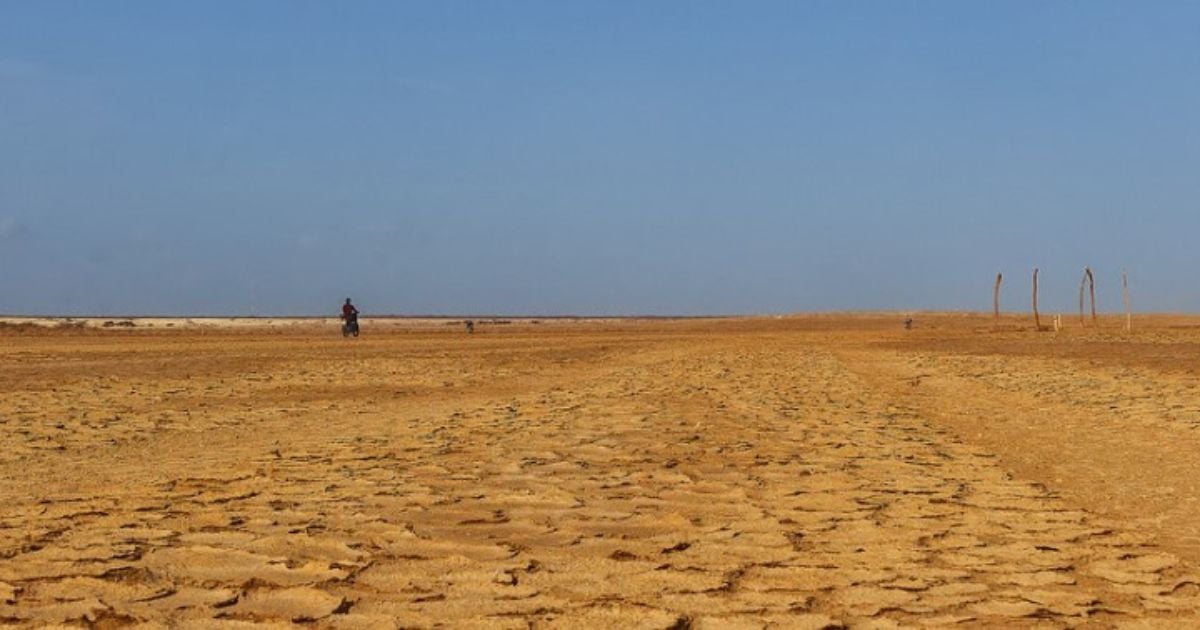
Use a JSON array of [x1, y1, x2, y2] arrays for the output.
[[4, 314, 1200, 628]]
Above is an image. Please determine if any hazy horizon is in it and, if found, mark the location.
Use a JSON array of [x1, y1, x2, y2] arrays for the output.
[[4, 3, 1199, 316], [0, 308, 1185, 320]]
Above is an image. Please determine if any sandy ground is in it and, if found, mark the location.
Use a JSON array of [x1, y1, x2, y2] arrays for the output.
[[4, 314, 1200, 628]]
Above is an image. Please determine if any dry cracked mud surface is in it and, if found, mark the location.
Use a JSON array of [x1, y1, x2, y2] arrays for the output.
[[3, 315, 1200, 628]]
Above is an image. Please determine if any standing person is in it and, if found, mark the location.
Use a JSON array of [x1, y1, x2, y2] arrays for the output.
[[341, 298, 360, 337]]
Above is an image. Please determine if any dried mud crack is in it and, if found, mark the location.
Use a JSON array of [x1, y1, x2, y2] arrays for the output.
[[2, 316, 1200, 627]]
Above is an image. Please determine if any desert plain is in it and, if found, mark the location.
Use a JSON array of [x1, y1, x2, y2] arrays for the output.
[[3, 314, 1200, 628]]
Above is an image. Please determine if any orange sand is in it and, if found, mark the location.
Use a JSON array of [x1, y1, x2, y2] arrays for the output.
[[3, 314, 1200, 627]]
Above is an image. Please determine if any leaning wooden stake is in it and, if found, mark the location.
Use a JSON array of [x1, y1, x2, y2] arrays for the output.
[[1078, 267, 1098, 326], [1086, 267, 1097, 324], [1084, 271, 1094, 326], [1122, 268, 1131, 332], [1032, 268, 1041, 330], [993, 273, 1003, 324]]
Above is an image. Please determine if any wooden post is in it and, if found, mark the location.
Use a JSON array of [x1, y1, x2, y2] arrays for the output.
[[1122, 268, 1131, 332], [1032, 268, 1041, 330], [1086, 267, 1097, 324], [993, 273, 1003, 324], [1078, 270, 1087, 326]]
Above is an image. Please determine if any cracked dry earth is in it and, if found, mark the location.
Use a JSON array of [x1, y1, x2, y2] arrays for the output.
[[3, 316, 1200, 628]]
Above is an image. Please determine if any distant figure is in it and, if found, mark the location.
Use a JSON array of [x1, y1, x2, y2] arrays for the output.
[[342, 298, 359, 322], [341, 298, 360, 338], [465, 320, 475, 334], [904, 317, 914, 330]]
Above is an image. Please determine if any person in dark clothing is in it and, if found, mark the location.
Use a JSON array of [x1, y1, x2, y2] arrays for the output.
[[341, 298, 360, 337]]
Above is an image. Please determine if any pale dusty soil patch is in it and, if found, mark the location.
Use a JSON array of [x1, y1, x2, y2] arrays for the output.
[[3, 316, 1200, 626]]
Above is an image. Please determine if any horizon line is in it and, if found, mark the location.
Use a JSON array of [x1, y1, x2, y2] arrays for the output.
[[0, 310, 1187, 320]]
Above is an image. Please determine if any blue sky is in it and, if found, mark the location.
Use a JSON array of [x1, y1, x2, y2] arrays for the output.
[[2, 2, 1198, 315]]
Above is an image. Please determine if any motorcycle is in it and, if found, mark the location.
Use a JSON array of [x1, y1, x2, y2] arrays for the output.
[[342, 313, 360, 338]]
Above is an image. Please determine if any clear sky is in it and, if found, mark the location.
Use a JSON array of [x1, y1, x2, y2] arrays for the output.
[[2, 2, 1198, 316]]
